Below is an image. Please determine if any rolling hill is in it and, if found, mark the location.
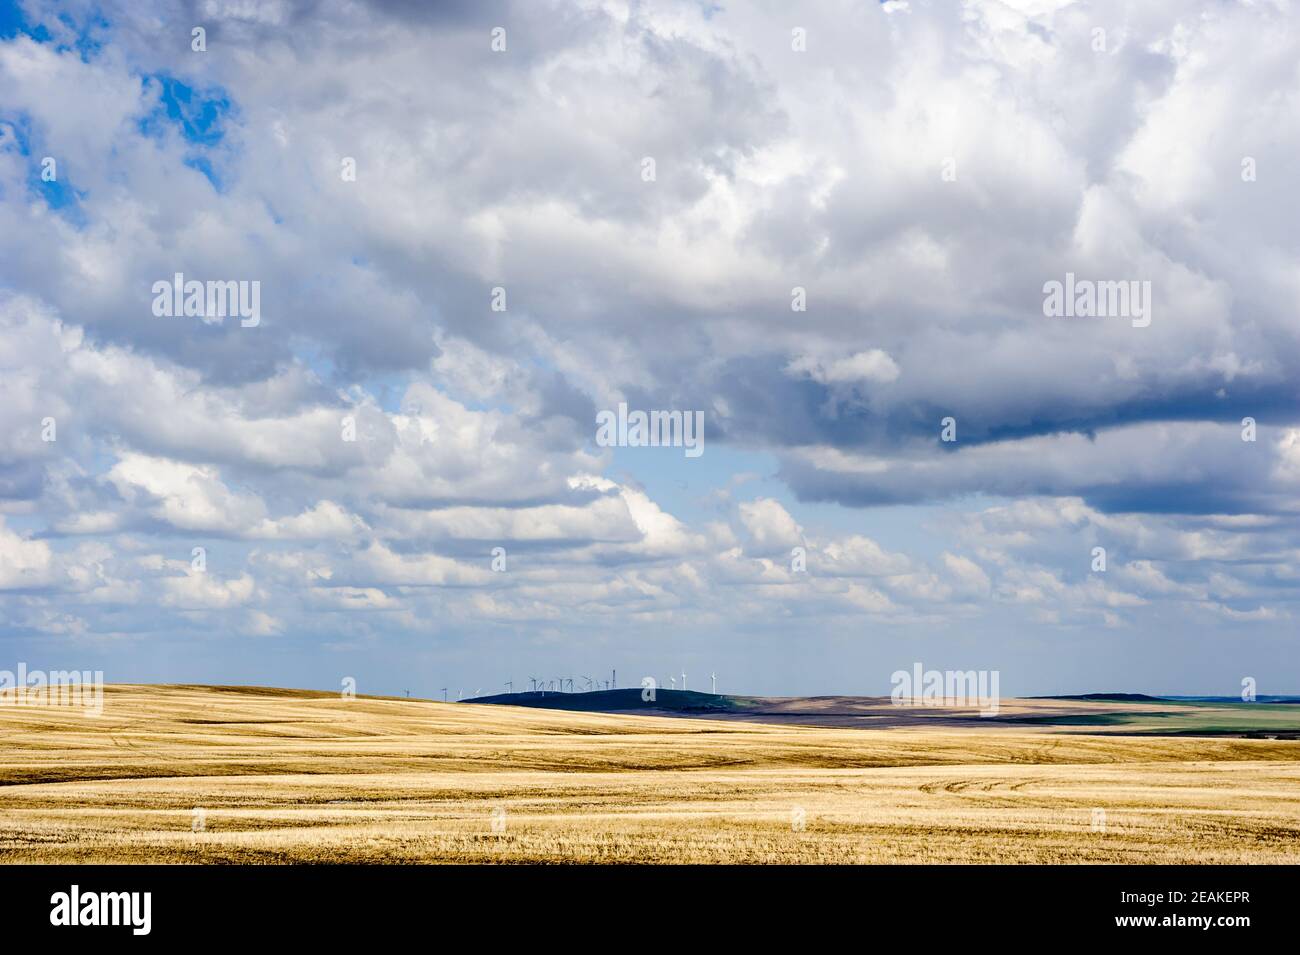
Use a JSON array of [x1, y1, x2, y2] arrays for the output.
[[1, 684, 1297, 863]]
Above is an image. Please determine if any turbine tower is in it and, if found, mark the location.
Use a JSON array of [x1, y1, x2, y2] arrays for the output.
[[681, 671, 687, 691], [711, 672, 717, 695]]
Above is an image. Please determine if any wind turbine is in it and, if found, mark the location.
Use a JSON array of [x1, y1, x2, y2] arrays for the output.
[[670, 675, 677, 690], [681, 671, 687, 692], [711, 672, 717, 695]]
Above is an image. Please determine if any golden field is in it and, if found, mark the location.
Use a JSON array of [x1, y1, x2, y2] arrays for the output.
[[0, 685, 1297, 864]]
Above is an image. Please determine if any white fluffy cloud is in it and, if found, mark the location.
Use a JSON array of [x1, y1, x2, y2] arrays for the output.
[[0, 1, 1294, 691], [0, 517, 56, 590]]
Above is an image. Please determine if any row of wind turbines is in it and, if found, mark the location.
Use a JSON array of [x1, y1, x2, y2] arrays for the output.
[[505, 670, 721, 696], [658, 671, 719, 694], [408, 671, 721, 702]]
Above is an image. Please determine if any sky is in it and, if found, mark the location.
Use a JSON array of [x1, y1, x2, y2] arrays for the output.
[[0, 0, 1297, 699]]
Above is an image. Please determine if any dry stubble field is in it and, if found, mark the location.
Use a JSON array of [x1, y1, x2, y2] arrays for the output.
[[0, 685, 1297, 863]]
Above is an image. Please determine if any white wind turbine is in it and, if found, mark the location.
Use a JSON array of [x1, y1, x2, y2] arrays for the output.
[[681, 671, 687, 691], [711, 672, 717, 695]]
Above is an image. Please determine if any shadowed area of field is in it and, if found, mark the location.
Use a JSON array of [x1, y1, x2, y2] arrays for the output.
[[1, 685, 1297, 863], [469, 688, 1300, 737]]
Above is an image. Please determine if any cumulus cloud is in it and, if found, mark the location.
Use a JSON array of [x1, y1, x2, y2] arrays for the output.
[[0, 517, 57, 590], [0, 0, 1294, 691], [785, 350, 901, 386]]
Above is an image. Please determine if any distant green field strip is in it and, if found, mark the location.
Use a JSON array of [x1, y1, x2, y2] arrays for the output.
[[1005, 702, 1300, 734]]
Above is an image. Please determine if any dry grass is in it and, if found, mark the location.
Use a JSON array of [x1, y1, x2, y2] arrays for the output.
[[1, 685, 1297, 863]]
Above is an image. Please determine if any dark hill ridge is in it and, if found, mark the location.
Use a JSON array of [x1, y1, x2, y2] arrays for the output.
[[462, 689, 1300, 738], [1034, 693, 1165, 702], [465, 688, 751, 713]]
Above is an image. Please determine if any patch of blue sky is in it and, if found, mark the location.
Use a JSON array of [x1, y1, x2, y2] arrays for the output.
[[374, 372, 422, 414], [607, 443, 781, 526], [4, 511, 47, 536], [183, 154, 223, 191], [791, 493, 1005, 564], [0, 0, 49, 42], [29, 165, 85, 220], [609, 441, 991, 562], [50, 7, 107, 60], [0, 111, 87, 225], [289, 344, 416, 416], [291, 343, 337, 384], [137, 73, 236, 192], [140, 74, 231, 146], [0, 1, 108, 60]]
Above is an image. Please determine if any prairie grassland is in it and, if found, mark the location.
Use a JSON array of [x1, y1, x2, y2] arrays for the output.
[[0, 685, 1297, 863]]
